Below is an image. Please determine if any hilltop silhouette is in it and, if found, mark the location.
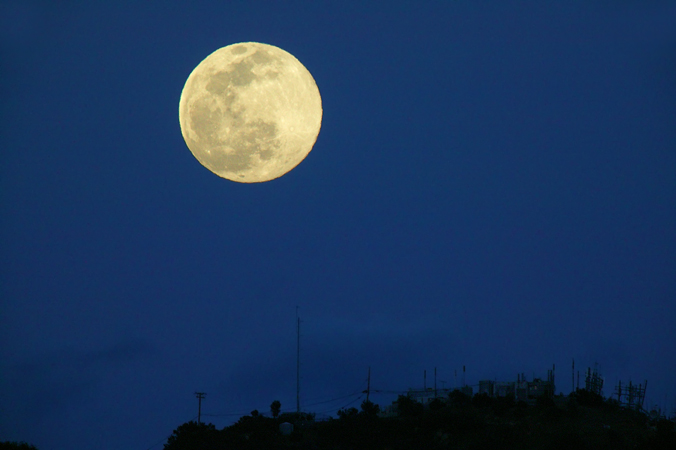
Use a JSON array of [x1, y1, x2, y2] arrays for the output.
[[163, 391, 675, 450]]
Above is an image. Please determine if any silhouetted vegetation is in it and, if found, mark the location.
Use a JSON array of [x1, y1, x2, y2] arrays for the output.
[[0, 443, 39, 450], [163, 391, 676, 450], [360, 399, 380, 417], [395, 394, 424, 419], [270, 400, 281, 418], [570, 387, 605, 407], [164, 421, 221, 450]]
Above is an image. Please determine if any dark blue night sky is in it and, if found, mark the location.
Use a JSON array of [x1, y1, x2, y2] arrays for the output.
[[1, 1, 675, 449]]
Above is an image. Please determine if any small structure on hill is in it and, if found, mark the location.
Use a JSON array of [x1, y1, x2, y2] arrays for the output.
[[279, 422, 293, 435], [479, 365, 556, 402]]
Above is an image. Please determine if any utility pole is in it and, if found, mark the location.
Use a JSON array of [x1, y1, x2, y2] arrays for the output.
[[296, 306, 301, 415], [194, 392, 206, 424], [366, 366, 371, 403], [434, 367, 437, 398], [572, 359, 575, 393]]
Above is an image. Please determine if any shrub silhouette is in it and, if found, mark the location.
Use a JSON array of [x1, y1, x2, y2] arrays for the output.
[[0, 443, 39, 450], [571, 388, 604, 407], [163, 421, 220, 450], [448, 389, 471, 407], [396, 395, 424, 419]]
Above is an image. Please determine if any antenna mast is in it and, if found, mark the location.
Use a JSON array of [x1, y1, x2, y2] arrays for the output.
[[296, 306, 301, 414]]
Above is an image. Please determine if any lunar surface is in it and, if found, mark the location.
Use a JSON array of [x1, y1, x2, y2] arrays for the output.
[[179, 42, 322, 182]]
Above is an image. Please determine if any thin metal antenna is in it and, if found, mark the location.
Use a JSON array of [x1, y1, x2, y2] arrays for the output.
[[296, 306, 300, 414]]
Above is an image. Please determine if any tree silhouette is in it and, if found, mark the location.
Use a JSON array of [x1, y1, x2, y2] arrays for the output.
[[448, 389, 471, 407], [360, 399, 380, 417], [571, 388, 604, 407], [163, 421, 220, 450], [396, 395, 424, 419], [270, 400, 281, 418], [471, 392, 494, 408], [0, 443, 39, 450], [336, 407, 359, 419]]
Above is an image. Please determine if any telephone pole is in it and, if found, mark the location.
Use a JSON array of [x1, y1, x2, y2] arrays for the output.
[[194, 392, 206, 424], [366, 366, 371, 403]]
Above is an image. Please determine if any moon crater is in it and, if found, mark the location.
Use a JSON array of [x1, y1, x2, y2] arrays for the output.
[[179, 42, 322, 182]]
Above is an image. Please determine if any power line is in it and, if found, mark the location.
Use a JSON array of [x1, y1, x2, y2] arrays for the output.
[[203, 388, 366, 418], [314, 394, 364, 415], [143, 436, 168, 450], [303, 390, 365, 407], [372, 389, 409, 395], [202, 411, 252, 418], [141, 415, 198, 450]]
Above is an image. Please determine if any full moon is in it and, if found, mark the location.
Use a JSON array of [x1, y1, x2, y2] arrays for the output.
[[179, 42, 322, 183]]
